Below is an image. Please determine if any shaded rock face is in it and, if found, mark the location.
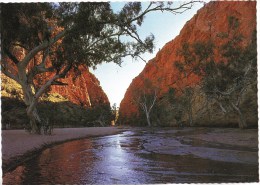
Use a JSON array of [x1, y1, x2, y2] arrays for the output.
[[119, 1, 257, 126], [50, 65, 110, 108], [3, 53, 109, 109], [1, 72, 112, 129]]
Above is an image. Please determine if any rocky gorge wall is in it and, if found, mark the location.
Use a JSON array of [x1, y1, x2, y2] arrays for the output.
[[2, 63, 110, 128], [50, 65, 109, 108], [1, 67, 111, 128], [118, 1, 257, 127], [2, 61, 109, 109]]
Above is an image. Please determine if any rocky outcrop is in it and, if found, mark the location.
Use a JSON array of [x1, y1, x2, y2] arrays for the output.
[[1, 71, 111, 129], [50, 65, 109, 108], [3, 54, 109, 109], [119, 1, 257, 127]]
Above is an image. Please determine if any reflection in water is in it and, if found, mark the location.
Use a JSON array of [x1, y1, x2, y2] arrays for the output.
[[3, 129, 259, 184], [4, 139, 95, 185]]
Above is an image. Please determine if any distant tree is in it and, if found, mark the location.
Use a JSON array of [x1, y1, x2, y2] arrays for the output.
[[174, 42, 201, 126], [175, 16, 257, 128], [166, 87, 194, 127], [201, 17, 257, 128], [166, 88, 182, 126], [133, 78, 158, 126], [111, 103, 118, 125], [95, 104, 113, 127], [1, 2, 199, 133], [85, 104, 112, 127], [173, 19, 217, 126]]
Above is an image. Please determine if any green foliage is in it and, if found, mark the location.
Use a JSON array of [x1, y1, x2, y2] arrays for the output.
[[175, 39, 215, 77], [1, 75, 113, 128], [1, 97, 113, 129], [1, 3, 53, 49], [111, 103, 119, 125], [1, 75, 68, 103], [1, 2, 159, 70], [1, 1, 200, 131], [175, 43, 195, 76], [1, 75, 24, 100], [175, 16, 257, 128], [84, 104, 113, 126], [1, 97, 29, 129], [228, 16, 240, 30], [167, 87, 190, 126], [167, 87, 177, 104], [201, 24, 256, 106]]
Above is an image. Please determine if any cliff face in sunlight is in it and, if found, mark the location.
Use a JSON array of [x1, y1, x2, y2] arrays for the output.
[[118, 1, 257, 127], [1, 63, 109, 108], [1, 72, 111, 128], [50, 65, 109, 108]]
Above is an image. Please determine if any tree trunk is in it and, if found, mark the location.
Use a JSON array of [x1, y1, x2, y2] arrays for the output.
[[188, 107, 193, 126], [184, 89, 193, 127], [188, 99, 193, 126], [231, 103, 247, 129], [21, 80, 42, 134], [27, 107, 42, 134], [146, 113, 151, 127], [206, 97, 212, 121]]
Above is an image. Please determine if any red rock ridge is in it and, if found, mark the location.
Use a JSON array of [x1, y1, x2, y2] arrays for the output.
[[2, 63, 110, 108], [50, 65, 110, 107], [119, 1, 256, 122], [2, 23, 109, 108]]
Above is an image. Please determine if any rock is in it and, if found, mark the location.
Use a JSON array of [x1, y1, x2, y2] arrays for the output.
[[1, 71, 112, 128], [1, 63, 109, 109], [118, 1, 257, 127], [50, 65, 109, 108]]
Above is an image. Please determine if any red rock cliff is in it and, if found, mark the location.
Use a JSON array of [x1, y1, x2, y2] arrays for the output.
[[2, 63, 110, 108], [119, 1, 256, 123], [50, 65, 110, 107], [2, 17, 110, 109]]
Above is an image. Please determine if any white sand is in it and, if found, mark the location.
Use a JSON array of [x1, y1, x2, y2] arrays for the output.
[[2, 127, 122, 165]]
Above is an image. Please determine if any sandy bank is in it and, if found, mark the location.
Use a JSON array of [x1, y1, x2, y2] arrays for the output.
[[2, 127, 123, 171]]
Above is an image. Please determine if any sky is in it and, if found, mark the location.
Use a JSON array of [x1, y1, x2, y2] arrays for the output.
[[90, 1, 205, 107]]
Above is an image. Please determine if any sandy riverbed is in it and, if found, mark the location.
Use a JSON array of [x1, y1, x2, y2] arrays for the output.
[[2, 127, 123, 168], [3, 127, 258, 184]]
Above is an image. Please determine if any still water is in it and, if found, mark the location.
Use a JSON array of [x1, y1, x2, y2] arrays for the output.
[[3, 128, 258, 184]]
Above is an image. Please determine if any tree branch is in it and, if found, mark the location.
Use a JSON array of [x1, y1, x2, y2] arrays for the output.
[[86, 31, 123, 50], [130, 1, 201, 23], [148, 91, 157, 113], [51, 80, 68, 86], [1, 60, 20, 84], [39, 48, 50, 67], [1, 64, 19, 83], [27, 74, 60, 114], [27, 66, 54, 83], [27, 62, 72, 115], [19, 30, 66, 69], [217, 101, 227, 114], [27, 49, 53, 81], [3, 47, 20, 64], [120, 26, 143, 44]]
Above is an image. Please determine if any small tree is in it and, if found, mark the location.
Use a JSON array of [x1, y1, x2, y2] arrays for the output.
[[174, 43, 199, 126], [166, 88, 184, 126], [175, 16, 257, 128], [111, 103, 118, 126], [133, 78, 158, 127], [200, 17, 257, 128]]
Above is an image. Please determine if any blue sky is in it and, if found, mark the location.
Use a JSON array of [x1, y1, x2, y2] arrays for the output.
[[90, 2, 204, 107]]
